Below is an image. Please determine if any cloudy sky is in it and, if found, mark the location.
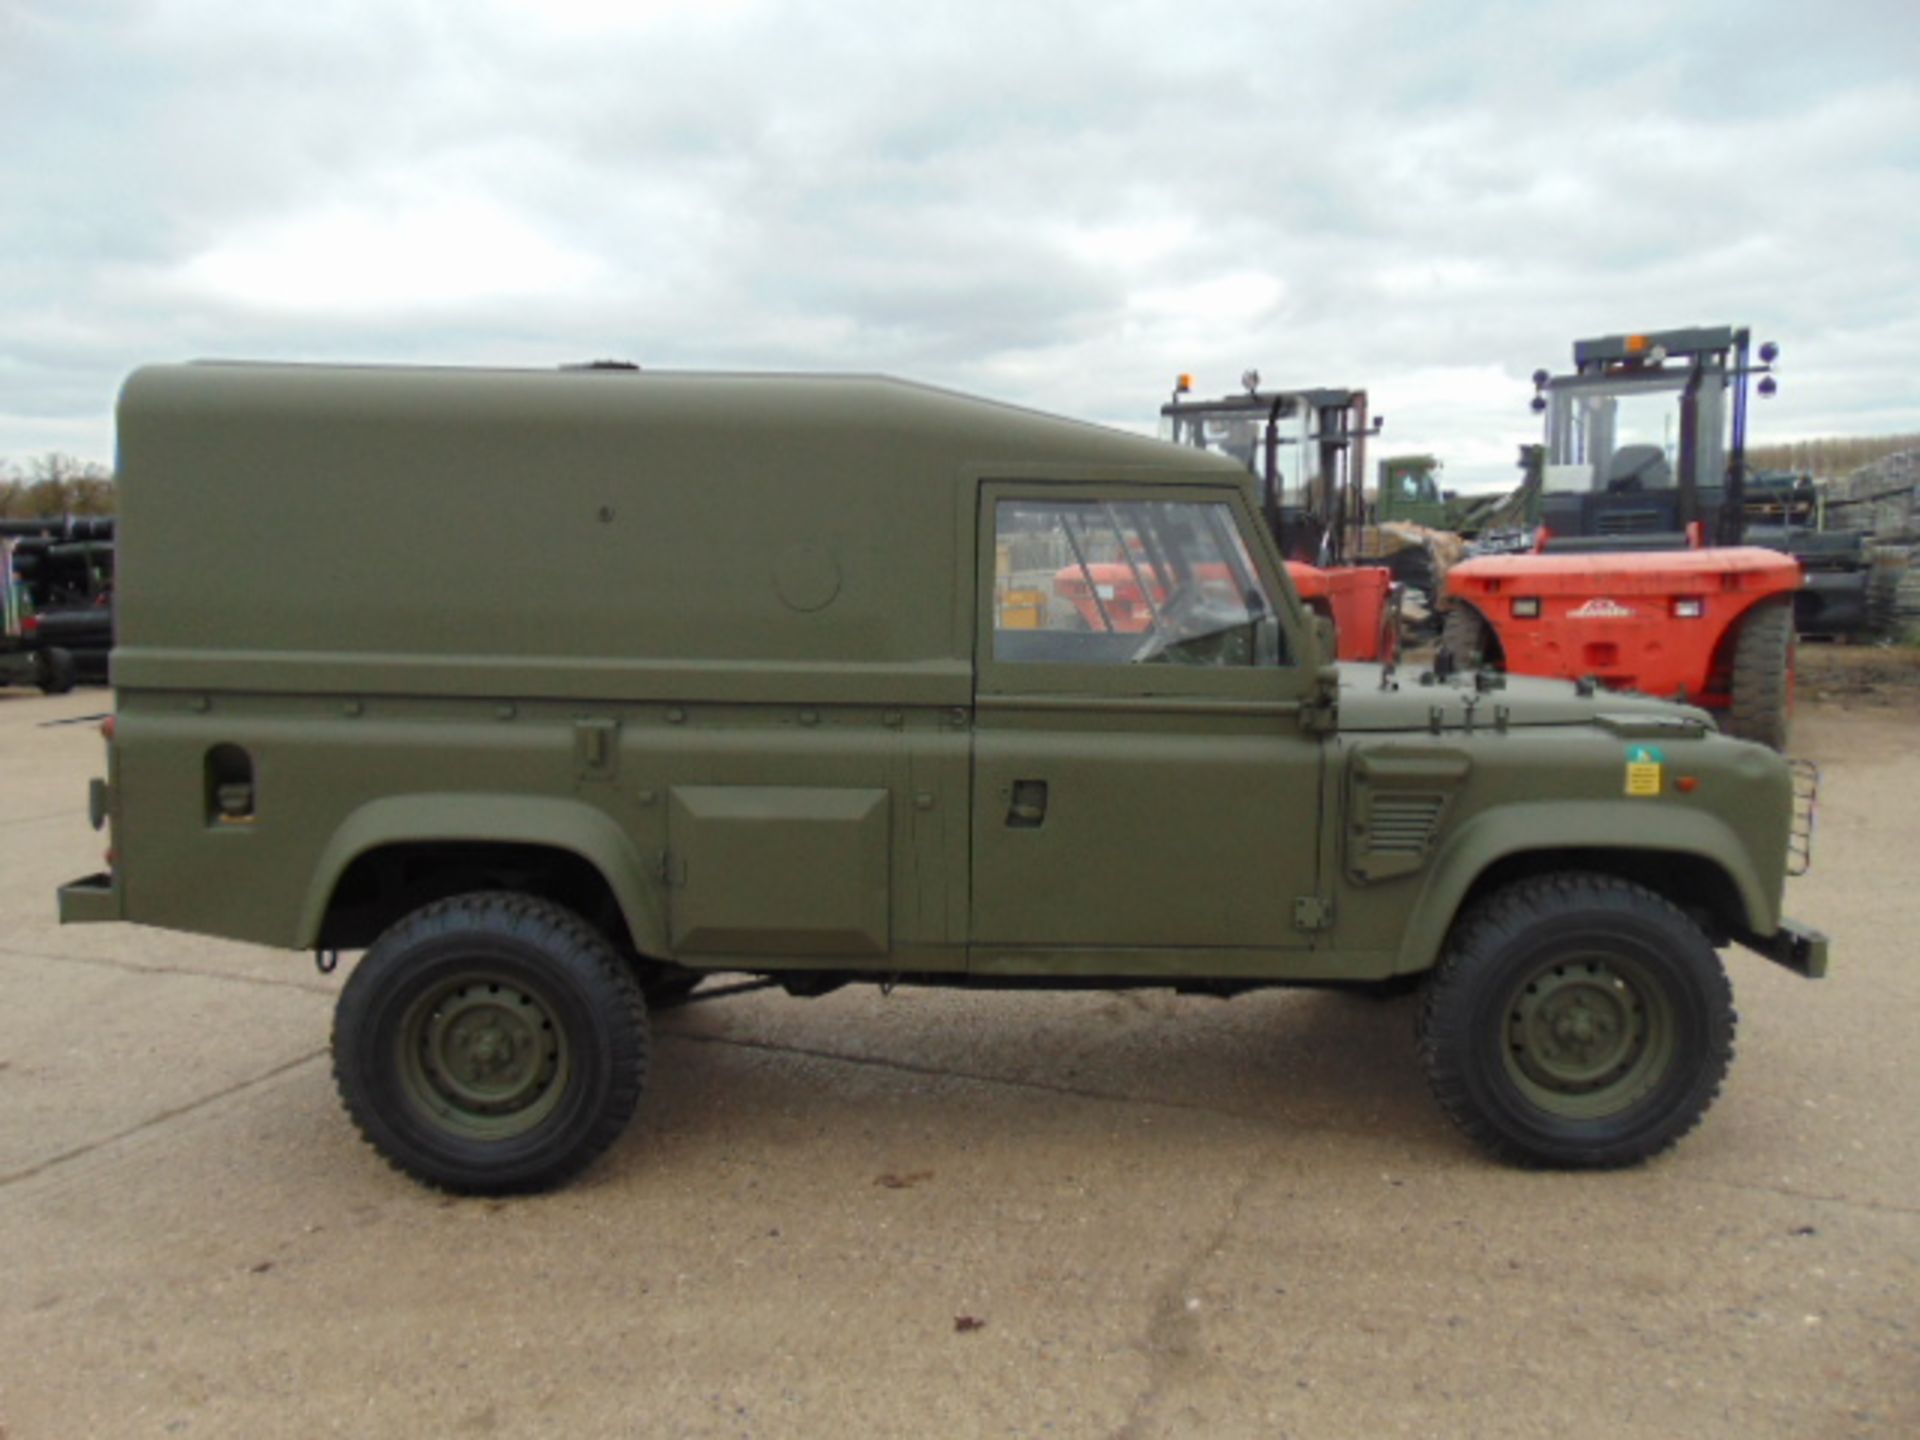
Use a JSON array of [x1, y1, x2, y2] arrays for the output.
[[4, 0, 1917, 489]]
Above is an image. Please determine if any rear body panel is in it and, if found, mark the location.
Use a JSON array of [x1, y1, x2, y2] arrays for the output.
[[1285, 562, 1395, 662], [1447, 547, 1801, 704]]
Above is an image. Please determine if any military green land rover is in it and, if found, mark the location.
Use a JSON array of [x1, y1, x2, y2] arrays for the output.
[[59, 362, 1827, 1193]]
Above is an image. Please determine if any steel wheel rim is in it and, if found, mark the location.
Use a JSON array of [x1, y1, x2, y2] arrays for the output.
[[1502, 951, 1676, 1121], [397, 970, 571, 1140]]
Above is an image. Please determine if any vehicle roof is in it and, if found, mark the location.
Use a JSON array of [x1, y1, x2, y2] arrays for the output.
[[124, 362, 1240, 483]]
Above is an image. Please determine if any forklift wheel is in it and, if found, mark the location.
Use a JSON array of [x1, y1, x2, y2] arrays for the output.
[[34, 647, 77, 696], [1440, 604, 1495, 671], [1867, 548, 1905, 636], [1725, 597, 1793, 751]]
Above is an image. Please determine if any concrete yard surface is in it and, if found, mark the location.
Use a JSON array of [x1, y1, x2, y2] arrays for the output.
[[1, 682, 1916, 1438]]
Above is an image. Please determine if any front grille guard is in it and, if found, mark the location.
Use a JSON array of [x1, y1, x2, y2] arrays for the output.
[[1788, 758, 1818, 877]]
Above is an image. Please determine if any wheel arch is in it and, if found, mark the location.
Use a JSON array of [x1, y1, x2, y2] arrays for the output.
[[1392, 806, 1775, 976], [299, 794, 667, 956]]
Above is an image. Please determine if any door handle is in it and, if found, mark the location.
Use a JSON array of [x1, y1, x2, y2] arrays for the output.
[[1007, 779, 1048, 828]]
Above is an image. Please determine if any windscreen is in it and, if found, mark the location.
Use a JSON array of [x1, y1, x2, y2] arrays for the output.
[[1545, 370, 1727, 494]]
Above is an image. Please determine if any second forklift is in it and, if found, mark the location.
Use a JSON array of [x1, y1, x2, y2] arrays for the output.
[[1441, 326, 1801, 748]]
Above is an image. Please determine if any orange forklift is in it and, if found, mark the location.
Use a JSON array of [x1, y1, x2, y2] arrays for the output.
[[1442, 326, 1800, 747], [1156, 372, 1397, 661]]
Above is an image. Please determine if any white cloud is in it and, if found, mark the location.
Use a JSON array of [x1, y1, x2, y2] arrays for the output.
[[178, 198, 607, 312], [485, 0, 761, 32]]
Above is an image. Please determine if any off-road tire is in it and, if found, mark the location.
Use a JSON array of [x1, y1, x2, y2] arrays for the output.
[[1866, 547, 1905, 636], [1726, 596, 1793, 750], [34, 647, 76, 695], [332, 892, 648, 1194], [1440, 603, 1494, 671], [1416, 873, 1734, 1168]]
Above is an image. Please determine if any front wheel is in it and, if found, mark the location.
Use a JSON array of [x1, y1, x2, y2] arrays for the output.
[[1417, 873, 1734, 1168], [1725, 596, 1793, 750], [332, 893, 649, 1194]]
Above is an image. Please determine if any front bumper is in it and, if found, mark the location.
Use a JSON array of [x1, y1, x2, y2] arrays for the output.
[[1738, 916, 1829, 979], [58, 871, 122, 925]]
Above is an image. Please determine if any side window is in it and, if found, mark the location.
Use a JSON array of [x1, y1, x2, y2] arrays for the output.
[[991, 498, 1284, 668]]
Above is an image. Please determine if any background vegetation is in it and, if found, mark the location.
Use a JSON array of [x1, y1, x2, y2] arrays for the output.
[[0, 454, 116, 518], [1746, 434, 1920, 478]]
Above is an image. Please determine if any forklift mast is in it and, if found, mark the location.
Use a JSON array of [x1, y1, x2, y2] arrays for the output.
[[1160, 375, 1377, 565], [1527, 326, 1776, 551]]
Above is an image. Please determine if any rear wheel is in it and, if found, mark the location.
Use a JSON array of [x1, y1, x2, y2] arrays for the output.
[[34, 647, 76, 695], [332, 892, 648, 1194], [1726, 596, 1793, 750], [1440, 603, 1494, 670], [1417, 873, 1734, 1167]]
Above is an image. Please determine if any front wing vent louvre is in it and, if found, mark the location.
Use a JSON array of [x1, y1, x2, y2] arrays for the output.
[[1366, 793, 1446, 856], [1345, 747, 1471, 884]]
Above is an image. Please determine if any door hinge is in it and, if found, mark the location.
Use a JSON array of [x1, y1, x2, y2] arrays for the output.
[[1292, 895, 1335, 931], [656, 851, 685, 888], [574, 717, 620, 781], [1299, 665, 1341, 733]]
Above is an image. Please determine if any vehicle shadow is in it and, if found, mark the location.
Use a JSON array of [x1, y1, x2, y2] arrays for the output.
[[625, 985, 1461, 1173]]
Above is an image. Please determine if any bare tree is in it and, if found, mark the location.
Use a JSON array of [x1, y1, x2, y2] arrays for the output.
[[0, 453, 116, 518]]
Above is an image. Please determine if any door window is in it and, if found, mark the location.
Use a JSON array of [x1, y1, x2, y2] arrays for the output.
[[991, 499, 1282, 668]]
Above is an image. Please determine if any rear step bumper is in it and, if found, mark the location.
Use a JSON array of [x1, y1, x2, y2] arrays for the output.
[[58, 871, 121, 925]]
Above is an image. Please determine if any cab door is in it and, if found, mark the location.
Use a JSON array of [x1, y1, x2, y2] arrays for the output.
[[969, 482, 1324, 971]]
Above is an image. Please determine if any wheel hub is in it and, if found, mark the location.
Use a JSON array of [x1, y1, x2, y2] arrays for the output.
[[401, 975, 568, 1135], [1506, 959, 1658, 1103]]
